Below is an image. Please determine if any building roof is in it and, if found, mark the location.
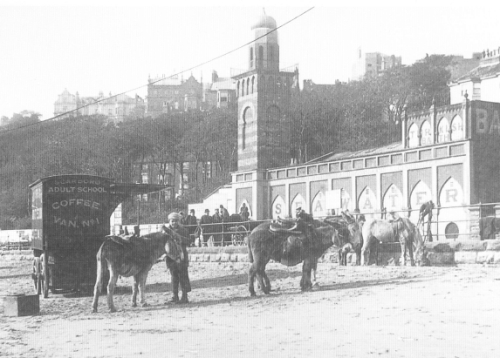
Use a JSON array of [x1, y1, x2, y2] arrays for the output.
[[452, 58, 500, 83], [210, 78, 235, 91], [251, 9, 277, 30], [307, 142, 403, 164]]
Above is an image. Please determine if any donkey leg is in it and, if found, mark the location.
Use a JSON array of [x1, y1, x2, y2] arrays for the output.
[[300, 260, 313, 291], [400, 241, 407, 266], [138, 271, 150, 306], [361, 239, 371, 266], [106, 268, 119, 313], [408, 240, 415, 266], [248, 262, 258, 297], [132, 276, 139, 307], [91, 259, 103, 313]]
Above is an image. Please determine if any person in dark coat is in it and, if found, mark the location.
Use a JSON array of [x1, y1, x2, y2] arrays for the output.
[[212, 209, 222, 243], [164, 212, 192, 304], [295, 207, 314, 223], [239, 203, 250, 221], [220, 205, 230, 222], [185, 209, 198, 238], [199, 209, 213, 246]]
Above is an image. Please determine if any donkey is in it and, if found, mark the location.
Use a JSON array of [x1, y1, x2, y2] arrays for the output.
[[360, 217, 424, 266], [92, 229, 181, 313], [246, 219, 338, 296]]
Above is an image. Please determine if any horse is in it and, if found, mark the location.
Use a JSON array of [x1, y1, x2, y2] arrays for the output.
[[246, 219, 338, 296], [360, 217, 424, 266], [91, 229, 181, 313]]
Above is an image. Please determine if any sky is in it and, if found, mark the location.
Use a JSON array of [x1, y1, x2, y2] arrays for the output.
[[1, 1, 500, 120]]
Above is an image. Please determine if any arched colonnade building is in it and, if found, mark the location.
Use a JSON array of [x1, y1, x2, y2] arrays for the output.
[[228, 94, 500, 241], [190, 10, 500, 241]]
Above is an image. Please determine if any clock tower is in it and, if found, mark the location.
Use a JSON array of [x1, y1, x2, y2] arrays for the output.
[[233, 9, 298, 172]]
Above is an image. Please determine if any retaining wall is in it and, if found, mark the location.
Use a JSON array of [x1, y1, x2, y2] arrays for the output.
[[3, 240, 500, 265]]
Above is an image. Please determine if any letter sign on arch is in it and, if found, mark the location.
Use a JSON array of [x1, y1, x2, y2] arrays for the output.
[[410, 181, 432, 209], [312, 191, 326, 218], [291, 194, 306, 218], [439, 178, 463, 207], [358, 186, 377, 216], [383, 184, 403, 213], [438, 177, 466, 240], [272, 196, 285, 220]]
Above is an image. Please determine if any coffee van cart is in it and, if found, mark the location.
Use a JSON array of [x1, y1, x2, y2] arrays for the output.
[[30, 174, 168, 298]]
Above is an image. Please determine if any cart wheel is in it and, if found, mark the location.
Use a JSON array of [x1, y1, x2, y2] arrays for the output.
[[32, 258, 41, 295], [40, 254, 49, 298], [231, 225, 248, 246]]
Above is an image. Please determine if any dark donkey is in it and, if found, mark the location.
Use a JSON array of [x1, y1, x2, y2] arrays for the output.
[[246, 219, 338, 296], [92, 228, 182, 313]]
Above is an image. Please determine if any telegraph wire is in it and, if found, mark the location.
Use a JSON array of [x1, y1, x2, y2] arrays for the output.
[[0, 7, 315, 135]]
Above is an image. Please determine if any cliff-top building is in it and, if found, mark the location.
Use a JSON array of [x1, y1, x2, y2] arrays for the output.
[[146, 74, 203, 117], [54, 89, 144, 123]]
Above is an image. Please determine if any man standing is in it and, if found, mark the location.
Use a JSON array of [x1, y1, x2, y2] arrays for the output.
[[212, 209, 222, 244], [185, 209, 198, 242], [220, 205, 230, 222], [164, 212, 192, 304], [240, 203, 250, 221], [199, 209, 213, 247]]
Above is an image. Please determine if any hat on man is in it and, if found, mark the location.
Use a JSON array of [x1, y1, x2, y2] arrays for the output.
[[168, 212, 182, 221], [296, 207, 302, 211], [205, 209, 210, 213]]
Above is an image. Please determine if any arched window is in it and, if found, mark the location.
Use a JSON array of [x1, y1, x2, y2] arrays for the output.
[[421, 120, 432, 145], [258, 46, 264, 67], [242, 79, 246, 96], [246, 78, 249, 96], [251, 76, 255, 94], [269, 45, 274, 62], [408, 123, 419, 147], [438, 117, 450, 143], [236, 81, 240, 98], [242, 107, 253, 150], [250, 47, 253, 61], [451, 115, 464, 141]]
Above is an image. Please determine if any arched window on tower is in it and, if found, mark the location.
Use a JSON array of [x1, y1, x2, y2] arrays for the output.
[[246, 79, 249, 96], [269, 45, 274, 63], [258, 46, 264, 68], [243, 106, 253, 150], [252, 76, 255, 94], [242, 79, 245, 96], [250, 47, 254, 68], [237, 81, 240, 98]]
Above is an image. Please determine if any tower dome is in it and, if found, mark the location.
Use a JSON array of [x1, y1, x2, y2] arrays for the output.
[[251, 9, 277, 30]]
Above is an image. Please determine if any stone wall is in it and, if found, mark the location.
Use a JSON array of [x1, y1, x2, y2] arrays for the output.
[[3, 241, 500, 265]]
